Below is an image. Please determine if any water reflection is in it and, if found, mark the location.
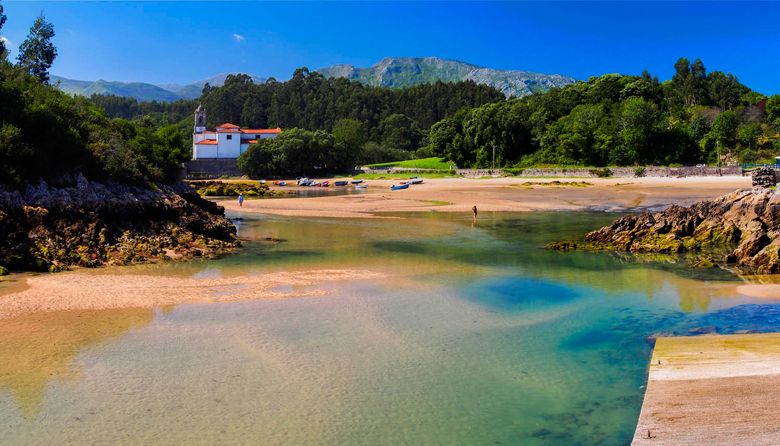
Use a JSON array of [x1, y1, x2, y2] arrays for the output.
[[0, 308, 154, 417]]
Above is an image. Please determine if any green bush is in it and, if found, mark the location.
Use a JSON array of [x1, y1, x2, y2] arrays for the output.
[[589, 167, 613, 178], [634, 166, 646, 177]]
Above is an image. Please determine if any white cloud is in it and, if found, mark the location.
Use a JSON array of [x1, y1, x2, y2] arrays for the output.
[[0, 36, 11, 47], [232, 33, 245, 42]]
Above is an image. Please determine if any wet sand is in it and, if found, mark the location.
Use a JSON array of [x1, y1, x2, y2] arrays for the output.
[[221, 176, 751, 218], [633, 333, 780, 445], [736, 284, 780, 300], [0, 269, 383, 320]]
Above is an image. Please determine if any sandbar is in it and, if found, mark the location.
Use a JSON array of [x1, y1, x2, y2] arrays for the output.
[[0, 269, 384, 320]]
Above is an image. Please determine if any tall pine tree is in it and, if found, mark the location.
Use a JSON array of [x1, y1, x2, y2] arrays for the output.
[[17, 13, 57, 83]]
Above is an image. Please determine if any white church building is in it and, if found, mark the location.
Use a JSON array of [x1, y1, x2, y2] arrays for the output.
[[191, 105, 281, 159]]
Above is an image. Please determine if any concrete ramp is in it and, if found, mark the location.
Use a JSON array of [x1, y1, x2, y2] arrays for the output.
[[634, 333, 780, 445]]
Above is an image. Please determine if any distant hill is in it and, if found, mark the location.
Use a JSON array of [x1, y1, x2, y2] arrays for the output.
[[51, 76, 182, 102], [317, 57, 575, 97], [50, 73, 266, 102], [161, 73, 266, 99], [51, 58, 573, 101]]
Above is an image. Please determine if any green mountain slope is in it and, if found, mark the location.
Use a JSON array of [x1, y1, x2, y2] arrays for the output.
[[51, 73, 265, 102], [318, 57, 575, 97], [51, 76, 182, 102]]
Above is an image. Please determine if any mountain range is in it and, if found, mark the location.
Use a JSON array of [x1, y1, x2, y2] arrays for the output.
[[50, 73, 266, 102], [317, 57, 576, 97], [51, 57, 575, 102]]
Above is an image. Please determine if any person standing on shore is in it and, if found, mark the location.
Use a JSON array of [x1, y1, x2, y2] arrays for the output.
[[472, 205, 478, 224], [238, 193, 245, 208]]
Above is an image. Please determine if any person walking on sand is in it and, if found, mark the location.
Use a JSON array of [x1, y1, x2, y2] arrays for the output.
[[238, 193, 245, 208]]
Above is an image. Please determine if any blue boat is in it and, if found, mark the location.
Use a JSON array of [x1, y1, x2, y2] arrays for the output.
[[391, 184, 409, 191], [334, 180, 349, 186], [350, 179, 364, 184]]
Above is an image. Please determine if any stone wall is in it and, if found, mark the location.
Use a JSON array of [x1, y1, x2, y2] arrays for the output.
[[183, 159, 241, 179], [359, 165, 744, 178], [751, 167, 777, 187]]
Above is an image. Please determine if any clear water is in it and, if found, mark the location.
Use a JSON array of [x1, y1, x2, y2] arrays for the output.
[[0, 212, 774, 445]]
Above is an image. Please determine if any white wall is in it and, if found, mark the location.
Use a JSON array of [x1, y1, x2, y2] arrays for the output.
[[193, 144, 219, 159], [216, 132, 241, 158]]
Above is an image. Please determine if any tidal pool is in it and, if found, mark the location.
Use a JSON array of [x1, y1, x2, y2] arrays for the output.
[[0, 212, 774, 445]]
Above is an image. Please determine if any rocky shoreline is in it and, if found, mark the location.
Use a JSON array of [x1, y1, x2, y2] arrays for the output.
[[0, 175, 239, 274], [549, 187, 780, 274]]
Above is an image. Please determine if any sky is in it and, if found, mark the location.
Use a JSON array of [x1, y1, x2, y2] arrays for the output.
[[2, 1, 780, 93]]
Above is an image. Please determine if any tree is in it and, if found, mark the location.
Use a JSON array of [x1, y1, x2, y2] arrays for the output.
[[618, 97, 659, 164], [0, 0, 7, 59], [766, 95, 780, 125], [709, 110, 739, 167], [17, 14, 57, 83], [708, 71, 744, 111], [331, 118, 364, 171], [237, 139, 282, 179], [378, 113, 423, 151]]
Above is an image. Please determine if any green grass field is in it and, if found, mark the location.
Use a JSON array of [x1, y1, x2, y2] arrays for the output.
[[354, 171, 460, 180], [364, 157, 454, 170]]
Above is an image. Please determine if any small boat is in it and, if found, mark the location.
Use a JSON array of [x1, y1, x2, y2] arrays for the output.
[[350, 179, 364, 184], [399, 180, 409, 185], [410, 178, 424, 185], [274, 181, 286, 187], [320, 181, 330, 187], [310, 181, 321, 187], [334, 180, 349, 186], [391, 184, 410, 191], [355, 184, 368, 189]]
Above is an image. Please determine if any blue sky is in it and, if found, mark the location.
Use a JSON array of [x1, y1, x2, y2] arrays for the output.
[[2, 1, 780, 93]]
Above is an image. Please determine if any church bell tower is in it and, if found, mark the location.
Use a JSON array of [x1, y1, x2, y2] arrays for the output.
[[194, 104, 207, 134]]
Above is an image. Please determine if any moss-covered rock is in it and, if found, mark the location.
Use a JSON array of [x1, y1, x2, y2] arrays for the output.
[[0, 179, 240, 273], [189, 181, 278, 198], [549, 187, 780, 274]]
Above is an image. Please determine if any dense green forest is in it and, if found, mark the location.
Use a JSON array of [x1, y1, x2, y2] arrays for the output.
[[95, 57, 780, 176], [428, 59, 776, 168], [0, 9, 189, 188], [91, 70, 505, 165]]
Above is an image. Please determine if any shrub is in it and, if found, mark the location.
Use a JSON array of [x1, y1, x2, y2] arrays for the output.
[[634, 166, 646, 177], [589, 167, 613, 178]]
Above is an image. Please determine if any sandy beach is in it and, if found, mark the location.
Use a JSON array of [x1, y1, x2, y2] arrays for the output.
[[221, 176, 751, 218]]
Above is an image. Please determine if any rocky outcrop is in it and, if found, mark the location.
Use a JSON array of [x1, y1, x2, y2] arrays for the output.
[[549, 188, 780, 274], [0, 175, 239, 273]]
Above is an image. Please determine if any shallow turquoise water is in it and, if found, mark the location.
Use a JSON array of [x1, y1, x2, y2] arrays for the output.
[[0, 212, 774, 445]]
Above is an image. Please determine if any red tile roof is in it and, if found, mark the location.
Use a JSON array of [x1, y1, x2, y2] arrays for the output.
[[216, 123, 240, 129], [241, 127, 282, 134], [195, 139, 218, 145], [240, 139, 259, 144]]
